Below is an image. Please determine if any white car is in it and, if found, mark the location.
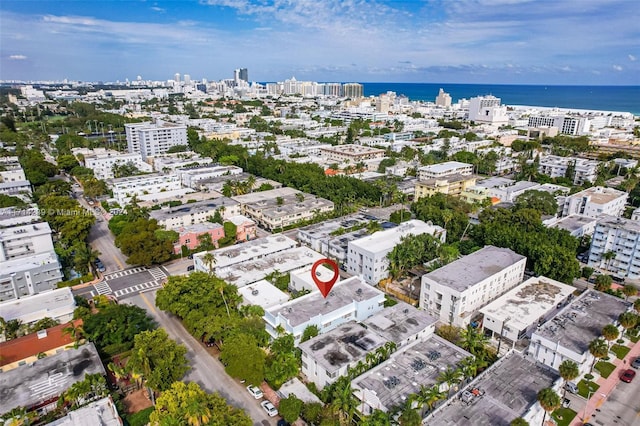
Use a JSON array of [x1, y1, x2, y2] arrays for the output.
[[246, 385, 263, 399], [261, 400, 278, 417]]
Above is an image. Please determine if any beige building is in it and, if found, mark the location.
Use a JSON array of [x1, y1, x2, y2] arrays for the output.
[[414, 174, 477, 200], [320, 144, 385, 163]]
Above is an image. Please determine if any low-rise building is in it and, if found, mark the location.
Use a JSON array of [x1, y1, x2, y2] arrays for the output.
[[426, 352, 560, 426], [109, 173, 182, 206], [44, 396, 123, 426], [588, 215, 640, 278], [289, 264, 342, 293], [263, 276, 385, 342], [480, 277, 575, 346], [0, 319, 82, 371], [362, 302, 437, 347], [0, 287, 75, 330], [0, 252, 64, 302], [300, 321, 388, 389], [549, 215, 597, 237], [0, 342, 105, 415], [0, 222, 56, 262], [320, 144, 385, 163], [0, 205, 40, 228], [561, 186, 627, 219], [149, 197, 240, 230], [83, 150, 152, 180], [226, 214, 257, 242], [418, 161, 473, 180], [150, 152, 211, 172], [414, 174, 478, 200], [528, 290, 629, 374], [173, 222, 225, 254], [538, 155, 599, 185], [176, 164, 243, 188], [352, 335, 471, 415], [471, 178, 542, 203], [238, 280, 289, 309], [420, 246, 526, 327], [347, 220, 446, 286]]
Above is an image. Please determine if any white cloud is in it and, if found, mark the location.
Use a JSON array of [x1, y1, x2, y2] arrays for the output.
[[613, 65, 623, 71], [9, 54, 27, 60], [151, 6, 166, 12], [629, 54, 637, 61]]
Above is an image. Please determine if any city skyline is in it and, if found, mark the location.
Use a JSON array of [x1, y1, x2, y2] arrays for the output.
[[1, 0, 639, 85]]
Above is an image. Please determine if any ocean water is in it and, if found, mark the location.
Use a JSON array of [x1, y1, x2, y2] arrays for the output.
[[362, 83, 640, 115]]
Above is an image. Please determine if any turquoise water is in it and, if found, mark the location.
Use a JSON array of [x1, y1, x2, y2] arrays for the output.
[[361, 83, 640, 115]]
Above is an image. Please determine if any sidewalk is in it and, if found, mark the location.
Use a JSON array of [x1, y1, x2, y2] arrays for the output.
[[570, 336, 640, 426]]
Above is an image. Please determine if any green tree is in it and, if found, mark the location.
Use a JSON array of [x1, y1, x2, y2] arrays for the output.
[[618, 312, 639, 333], [56, 154, 80, 172], [302, 402, 324, 425], [114, 218, 173, 266], [397, 402, 421, 426], [265, 334, 300, 389], [126, 329, 190, 393], [361, 409, 392, 426], [594, 275, 613, 292], [622, 284, 637, 300], [329, 376, 358, 425], [588, 338, 609, 373], [150, 381, 251, 426], [219, 333, 265, 385], [514, 190, 558, 216], [301, 324, 319, 342], [510, 418, 529, 426], [279, 395, 304, 423], [536, 388, 560, 426], [602, 324, 619, 348], [558, 360, 579, 399]]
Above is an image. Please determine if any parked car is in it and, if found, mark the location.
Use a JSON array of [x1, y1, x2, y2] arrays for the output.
[[94, 259, 106, 272], [631, 357, 640, 369], [620, 369, 636, 383], [565, 381, 578, 394], [246, 385, 263, 399], [261, 400, 278, 417], [187, 265, 195, 272], [562, 398, 570, 408]]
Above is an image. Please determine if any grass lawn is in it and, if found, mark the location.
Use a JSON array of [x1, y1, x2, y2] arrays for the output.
[[577, 380, 600, 398], [627, 331, 640, 343], [611, 344, 631, 359], [595, 361, 616, 378], [552, 408, 577, 426]]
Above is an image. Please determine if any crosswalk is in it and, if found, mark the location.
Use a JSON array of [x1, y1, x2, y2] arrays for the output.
[[87, 266, 168, 300]]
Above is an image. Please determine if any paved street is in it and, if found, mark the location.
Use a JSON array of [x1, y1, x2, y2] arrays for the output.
[[73, 266, 168, 300], [124, 290, 278, 426]]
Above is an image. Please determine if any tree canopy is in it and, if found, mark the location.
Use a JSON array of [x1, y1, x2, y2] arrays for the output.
[[219, 332, 265, 385]]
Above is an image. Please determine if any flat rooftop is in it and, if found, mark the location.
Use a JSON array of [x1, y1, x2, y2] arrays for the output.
[[320, 144, 384, 155], [363, 302, 437, 344], [0, 287, 74, 323], [570, 186, 627, 204], [298, 214, 372, 240], [480, 276, 576, 332], [551, 215, 597, 233], [419, 161, 472, 174], [352, 335, 471, 411], [428, 352, 558, 426], [231, 187, 300, 205], [238, 280, 289, 309], [194, 235, 297, 270], [423, 246, 525, 292], [0, 343, 106, 413], [0, 221, 52, 240], [476, 177, 514, 189], [45, 396, 122, 426], [267, 276, 384, 328], [349, 220, 445, 253], [278, 378, 323, 404], [299, 321, 387, 373], [149, 197, 238, 221], [595, 214, 640, 233], [217, 246, 323, 287], [534, 290, 630, 354]]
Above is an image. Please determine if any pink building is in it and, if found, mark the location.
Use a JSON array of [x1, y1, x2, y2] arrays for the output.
[[228, 215, 258, 242], [173, 222, 225, 254]]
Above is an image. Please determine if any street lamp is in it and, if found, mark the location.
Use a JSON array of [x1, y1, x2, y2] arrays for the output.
[[496, 316, 511, 356]]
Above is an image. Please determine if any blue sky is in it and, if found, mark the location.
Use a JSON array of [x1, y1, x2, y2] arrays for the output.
[[1, 0, 639, 85]]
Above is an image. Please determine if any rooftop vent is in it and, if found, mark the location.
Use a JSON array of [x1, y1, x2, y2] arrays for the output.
[[251, 289, 259, 296]]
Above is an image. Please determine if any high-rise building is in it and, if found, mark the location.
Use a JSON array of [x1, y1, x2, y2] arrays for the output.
[[435, 88, 452, 107], [183, 74, 191, 85], [125, 120, 188, 160], [342, 83, 363, 99], [238, 68, 248, 82], [174, 73, 180, 83]]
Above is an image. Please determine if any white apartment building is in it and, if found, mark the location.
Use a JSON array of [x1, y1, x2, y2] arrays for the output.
[[347, 220, 446, 286], [588, 215, 640, 278], [83, 151, 152, 180], [0, 252, 64, 302], [527, 114, 591, 136], [0, 157, 31, 198], [0, 206, 40, 228], [0, 287, 75, 328], [537, 155, 599, 185], [480, 276, 575, 345], [125, 120, 188, 160], [0, 222, 56, 262], [149, 197, 240, 230], [528, 290, 629, 374], [300, 322, 387, 389], [319, 144, 385, 163], [471, 178, 542, 203], [418, 161, 473, 180], [150, 152, 211, 172], [176, 165, 243, 188], [420, 246, 526, 327], [108, 173, 182, 205], [263, 276, 386, 342], [467, 95, 509, 125], [562, 186, 627, 218]]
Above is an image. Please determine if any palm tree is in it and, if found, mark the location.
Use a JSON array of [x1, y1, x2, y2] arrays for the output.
[[411, 384, 445, 415], [330, 377, 357, 425], [438, 367, 463, 397], [202, 252, 216, 276], [558, 360, 579, 399], [622, 284, 637, 301], [213, 278, 231, 318], [618, 312, 639, 334], [536, 388, 560, 426], [511, 417, 530, 426], [601, 324, 619, 348], [634, 299, 640, 314], [459, 325, 490, 359], [588, 338, 609, 373], [602, 250, 616, 271], [62, 321, 84, 349]]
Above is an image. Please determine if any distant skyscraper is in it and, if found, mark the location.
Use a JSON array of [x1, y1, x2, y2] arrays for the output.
[[184, 74, 191, 84], [435, 88, 452, 107], [174, 73, 180, 83], [342, 83, 363, 99], [239, 68, 248, 82]]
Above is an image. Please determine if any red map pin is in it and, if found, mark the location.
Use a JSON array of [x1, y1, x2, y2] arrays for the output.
[[311, 258, 340, 298]]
